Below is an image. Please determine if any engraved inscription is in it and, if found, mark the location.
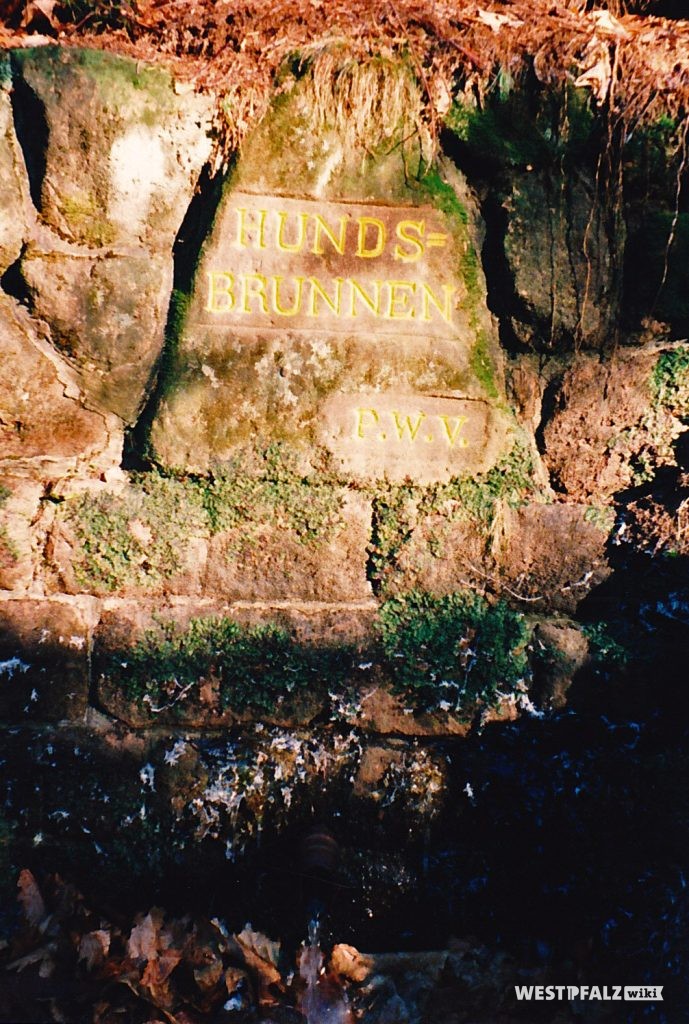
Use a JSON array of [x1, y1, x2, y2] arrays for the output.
[[200, 195, 464, 335], [320, 393, 508, 484]]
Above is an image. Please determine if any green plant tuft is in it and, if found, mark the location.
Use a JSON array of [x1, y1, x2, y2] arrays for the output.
[[652, 346, 689, 417], [378, 589, 530, 713], [106, 614, 353, 714]]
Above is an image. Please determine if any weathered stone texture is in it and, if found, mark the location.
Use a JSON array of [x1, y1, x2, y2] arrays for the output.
[[532, 619, 590, 710], [150, 75, 510, 479], [22, 250, 173, 422], [0, 294, 109, 461], [541, 349, 676, 501], [504, 170, 621, 349], [8, 46, 213, 424], [203, 493, 372, 601], [498, 503, 611, 614], [0, 475, 42, 592], [12, 46, 212, 250], [0, 61, 29, 275], [0, 599, 89, 721]]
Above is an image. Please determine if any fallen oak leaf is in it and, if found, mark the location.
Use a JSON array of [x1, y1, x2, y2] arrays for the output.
[[6, 943, 56, 975], [128, 908, 165, 961], [233, 928, 284, 1005], [17, 868, 46, 927], [142, 946, 183, 989], [78, 928, 111, 971]]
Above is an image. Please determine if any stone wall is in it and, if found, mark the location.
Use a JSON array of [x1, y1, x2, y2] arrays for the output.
[[2, 45, 689, 877]]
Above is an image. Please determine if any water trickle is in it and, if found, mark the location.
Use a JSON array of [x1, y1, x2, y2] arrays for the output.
[[297, 917, 354, 1024]]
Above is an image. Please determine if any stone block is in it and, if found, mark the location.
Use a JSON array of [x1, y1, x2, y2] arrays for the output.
[[0, 294, 109, 462], [22, 249, 173, 423], [150, 72, 511, 480], [0, 599, 89, 722], [0, 475, 42, 592], [12, 46, 212, 250], [0, 64, 29, 275], [498, 502, 611, 614], [203, 493, 372, 601]]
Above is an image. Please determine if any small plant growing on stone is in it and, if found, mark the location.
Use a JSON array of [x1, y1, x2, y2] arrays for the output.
[[106, 614, 353, 714], [378, 589, 530, 714], [652, 346, 689, 417]]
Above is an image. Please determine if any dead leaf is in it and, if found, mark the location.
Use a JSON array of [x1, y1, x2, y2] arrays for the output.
[[330, 943, 373, 983], [574, 42, 612, 104], [128, 908, 164, 961], [142, 947, 183, 989], [193, 957, 224, 992], [235, 925, 280, 968], [6, 944, 55, 974], [590, 10, 631, 40], [477, 9, 523, 33], [17, 868, 46, 927], [234, 927, 283, 1004], [224, 965, 249, 995], [20, 0, 59, 30], [78, 929, 111, 970]]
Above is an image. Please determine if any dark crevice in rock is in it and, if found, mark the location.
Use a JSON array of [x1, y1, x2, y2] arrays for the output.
[[0, 247, 31, 307], [478, 190, 533, 356], [122, 160, 229, 471], [8, 55, 47, 213], [439, 128, 531, 357], [534, 375, 564, 476]]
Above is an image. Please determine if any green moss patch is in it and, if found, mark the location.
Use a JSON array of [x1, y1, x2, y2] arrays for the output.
[[378, 589, 530, 713], [369, 439, 535, 591], [60, 445, 344, 592], [652, 346, 689, 417], [103, 614, 354, 714]]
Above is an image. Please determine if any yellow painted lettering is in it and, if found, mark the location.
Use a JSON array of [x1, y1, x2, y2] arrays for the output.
[[272, 275, 305, 316], [307, 276, 342, 317], [391, 410, 426, 442], [354, 407, 380, 439], [349, 279, 381, 317], [394, 220, 425, 262], [384, 280, 416, 320], [236, 207, 267, 249], [240, 273, 269, 314], [356, 217, 385, 259], [276, 211, 308, 253], [438, 414, 468, 448], [205, 271, 235, 313], [420, 282, 456, 325], [313, 214, 348, 256]]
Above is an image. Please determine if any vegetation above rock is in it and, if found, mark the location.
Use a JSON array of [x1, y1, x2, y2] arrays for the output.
[[3, 1, 689, 161]]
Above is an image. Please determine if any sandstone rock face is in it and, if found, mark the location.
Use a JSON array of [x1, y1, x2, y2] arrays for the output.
[[12, 47, 212, 250], [0, 59, 29, 276], [203, 493, 372, 602], [499, 502, 611, 614], [541, 349, 678, 501], [504, 170, 621, 350], [0, 294, 109, 462], [9, 46, 213, 424], [22, 250, 173, 422], [0, 475, 42, 592], [150, 76, 512, 481], [533, 619, 590, 709]]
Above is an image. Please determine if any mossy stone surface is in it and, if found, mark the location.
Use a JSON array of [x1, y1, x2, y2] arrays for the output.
[[150, 71, 512, 480], [11, 46, 212, 249]]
